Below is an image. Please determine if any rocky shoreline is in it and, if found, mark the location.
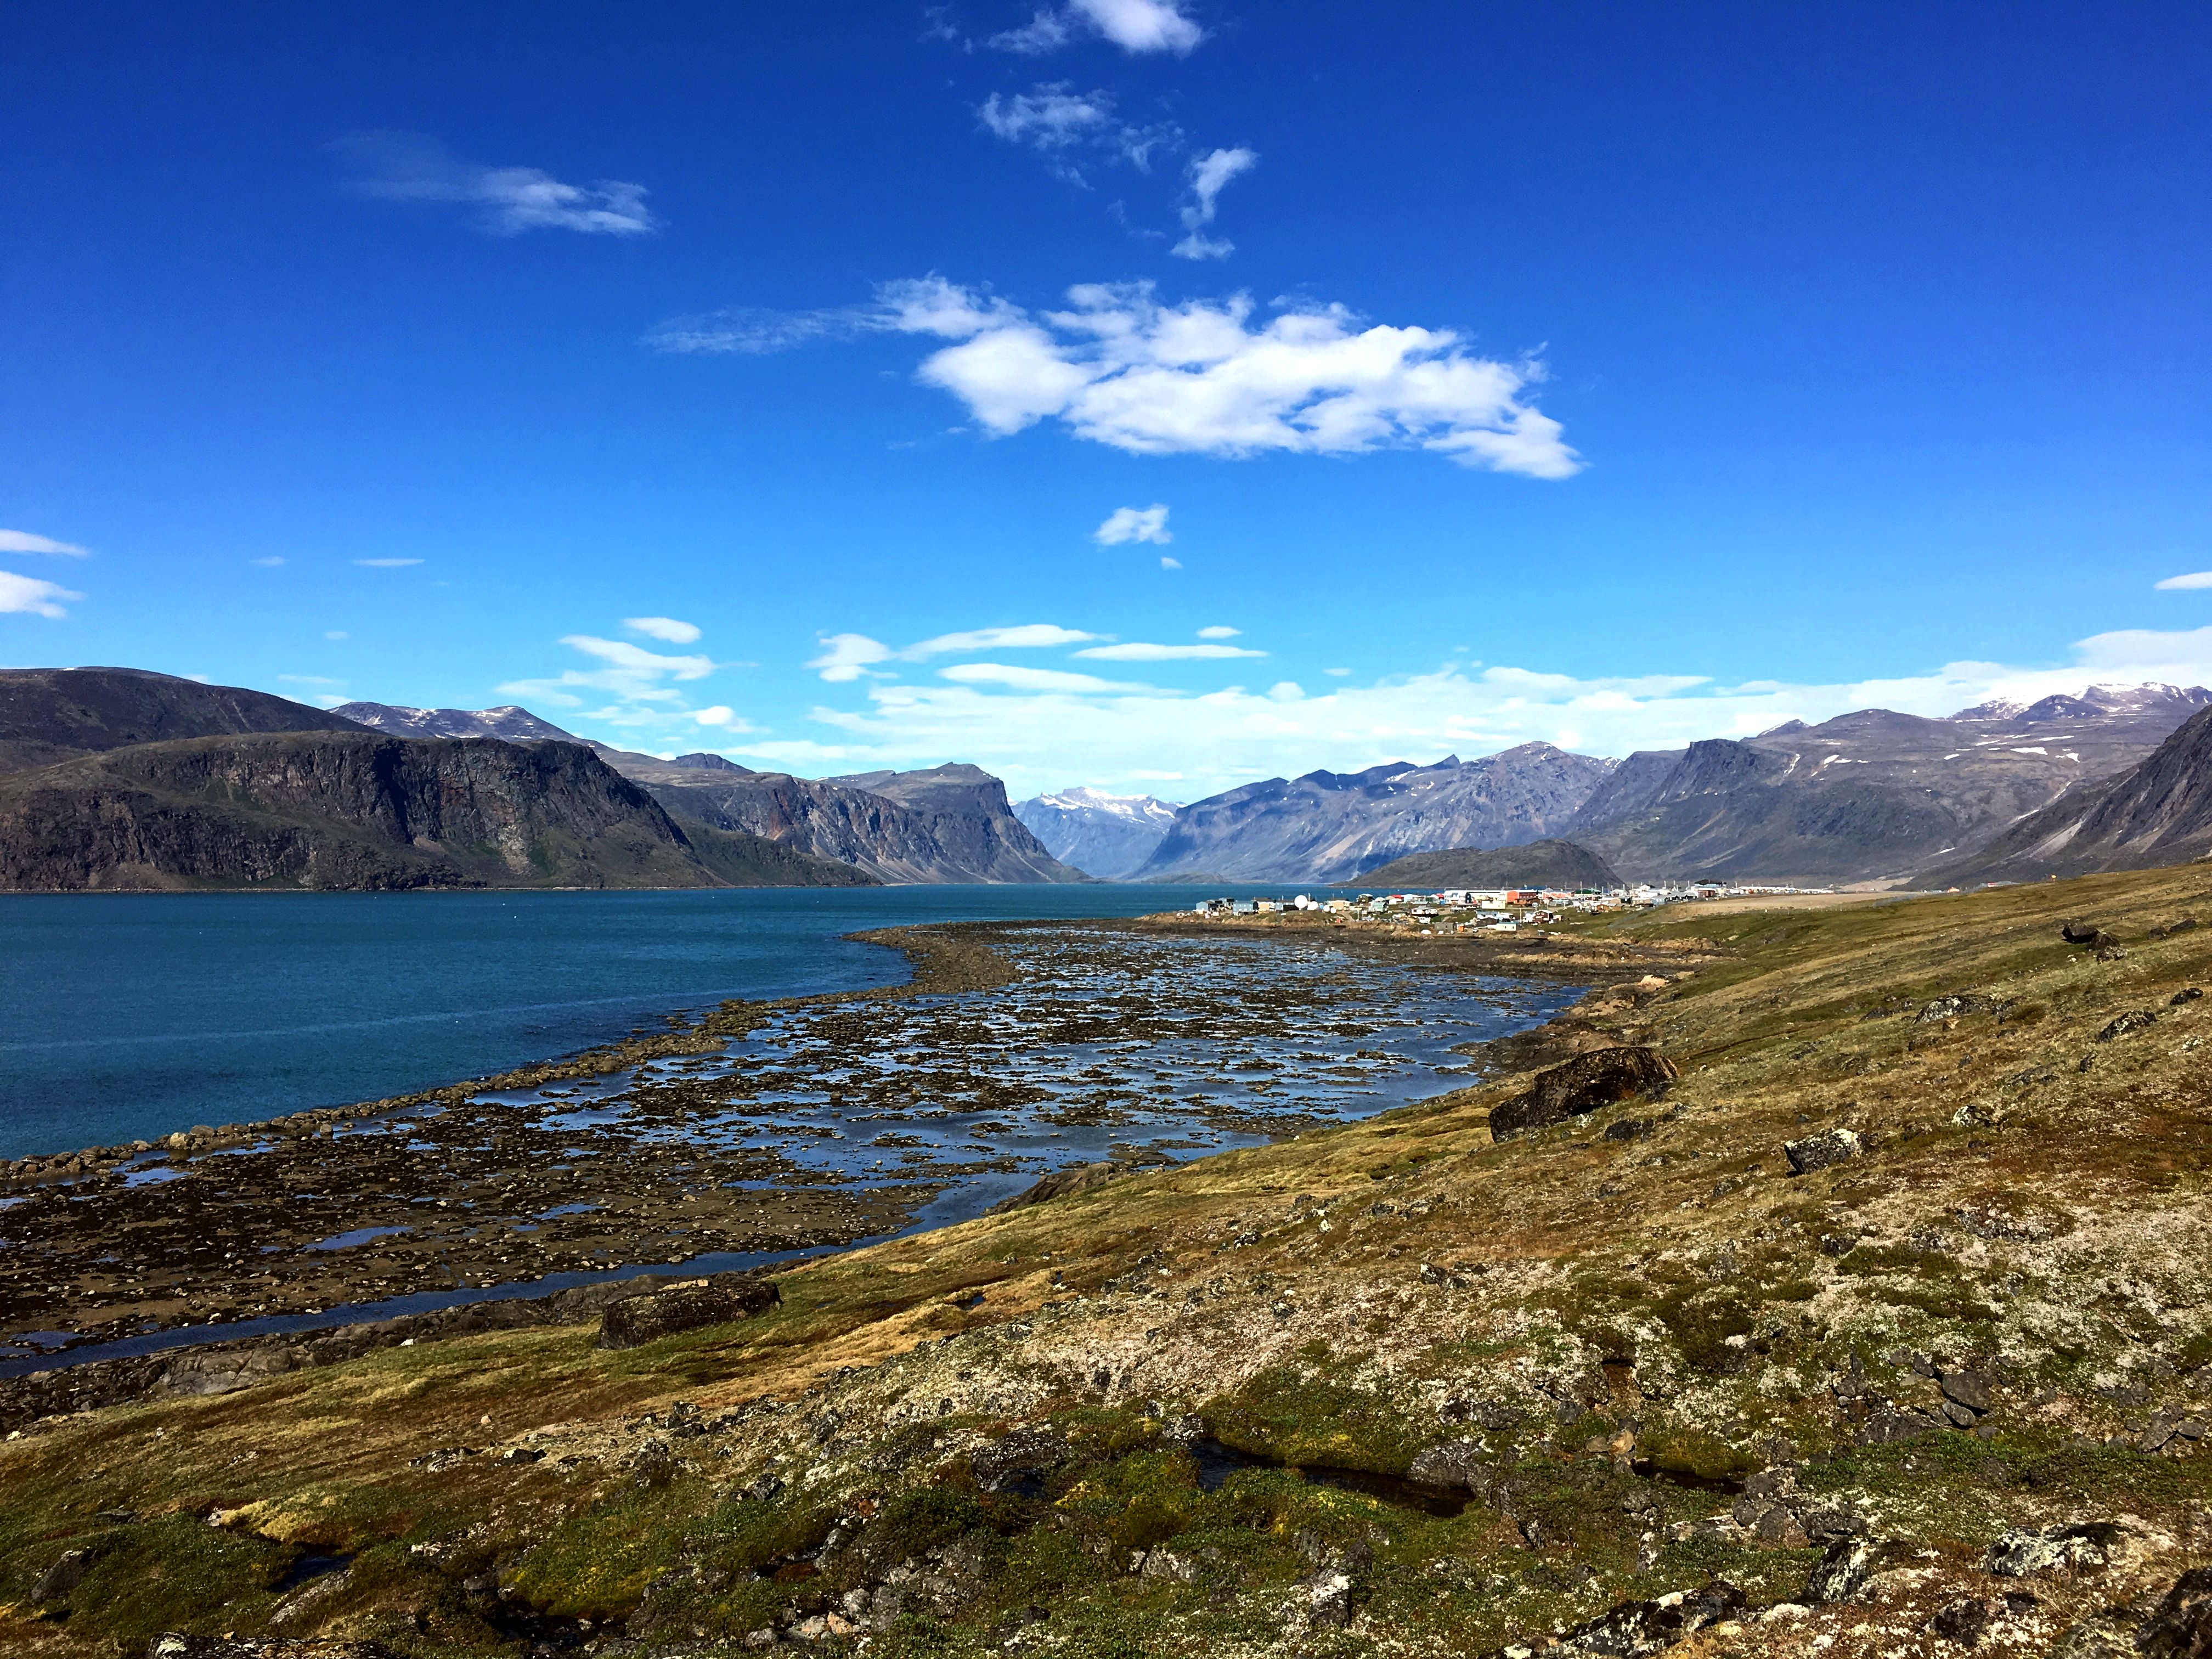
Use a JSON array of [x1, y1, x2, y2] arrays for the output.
[[0, 917, 1618, 1372]]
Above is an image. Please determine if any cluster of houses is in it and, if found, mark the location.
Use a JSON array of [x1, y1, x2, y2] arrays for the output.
[[1191, 881, 1830, 932]]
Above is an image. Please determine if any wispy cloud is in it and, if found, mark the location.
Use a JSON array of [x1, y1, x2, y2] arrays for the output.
[[353, 557, 423, 568], [938, 662, 1150, 692], [625, 615, 703, 644], [1171, 145, 1256, 260], [0, 572, 85, 618], [497, 634, 714, 709], [1073, 641, 1263, 661], [1095, 504, 1172, 545], [0, 529, 89, 557], [976, 83, 1178, 184], [907, 623, 1102, 656], [807, 633, 898, 683], [992, 0, 1205, 55], [338, 132, 659, 237], [2155, 571, 2212, 591], [1196, 625, 1239, 639]]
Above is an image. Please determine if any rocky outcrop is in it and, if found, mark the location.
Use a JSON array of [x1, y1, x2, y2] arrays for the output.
[[0, 667, 365, 772], [597, 1276, 781, 1349], [0, 733, 870, 891], [1488, 1046, 1676, 1138], [1928, 707, 2212, 883], [1013, 787, 1181, 879], [1136, 746, 1615, 884], [1357, 837, 1621, 890], [328, 700, 578, 742]]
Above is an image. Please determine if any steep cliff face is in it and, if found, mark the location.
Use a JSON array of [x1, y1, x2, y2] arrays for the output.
[[0, 667, 364, 771], [1135, 745, 1612, 883], [641, 763, 1083, 884], [0, 734, 873, 891], [1930, 707, 2212, 883]]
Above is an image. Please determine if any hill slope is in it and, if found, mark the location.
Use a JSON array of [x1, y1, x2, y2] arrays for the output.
[[1358, 837, 1622, 889], [1930, 704, 2212, 883], [7, 868, 2212, 1654], [0, 733, 871, 891], [0, 667, 364, 774]]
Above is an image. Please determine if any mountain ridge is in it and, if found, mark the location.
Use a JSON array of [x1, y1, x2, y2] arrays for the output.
[[1014, 786, 1181, 879]]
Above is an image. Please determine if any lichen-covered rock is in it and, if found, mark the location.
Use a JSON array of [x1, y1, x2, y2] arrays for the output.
[[1784, 1127, 1864, 1174], [1985, 1521, 2121, 1577], [1408, 1438, 1491, 1490], [1489, 1046, 1677, 1138], [596, 1276, 779, 1350], [1502, 1578, 1747, 1657]]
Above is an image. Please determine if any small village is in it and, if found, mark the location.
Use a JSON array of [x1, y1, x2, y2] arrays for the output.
[[1189, 879, 1834, 932]]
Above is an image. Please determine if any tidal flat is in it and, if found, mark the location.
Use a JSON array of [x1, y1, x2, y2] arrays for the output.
[[0, 919, 1600, 1370]]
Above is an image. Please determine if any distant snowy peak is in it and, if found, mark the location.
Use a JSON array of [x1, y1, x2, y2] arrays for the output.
[[1031, 786, 1182, 824], [1947, 683, 2212, 724]]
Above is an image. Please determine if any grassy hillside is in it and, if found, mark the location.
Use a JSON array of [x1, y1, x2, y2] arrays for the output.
[[5, 868, 2210, 1656]]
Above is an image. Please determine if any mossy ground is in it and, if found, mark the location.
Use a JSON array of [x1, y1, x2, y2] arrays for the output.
[[6, 868, 2212, 1655]]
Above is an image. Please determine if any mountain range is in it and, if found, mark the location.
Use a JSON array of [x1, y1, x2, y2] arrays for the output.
[[7, 669, 2211, 891], [1012, 787, 1181, 879], [1358, 838, 1623, 890]]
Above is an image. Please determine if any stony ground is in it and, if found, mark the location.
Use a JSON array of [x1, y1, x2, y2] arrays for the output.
[[4, 867, 2211, 1658]]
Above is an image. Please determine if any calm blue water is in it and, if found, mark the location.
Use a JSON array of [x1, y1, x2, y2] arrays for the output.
[[0, 885, 1294, 1160]]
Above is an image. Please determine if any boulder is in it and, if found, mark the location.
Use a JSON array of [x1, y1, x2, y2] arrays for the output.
[[1408, 1438, 1491, 1490], [1489, 1046, 1678, 1139], [1939, 1370, 1993, 1412], [1521, 1579, 1747, 1656], [1929, 1596, 1997, 1646], [1807, 1538, 1883, 1604], [596, 1276, 780, 1350], [161, 1346, 301, 1398], [1985, 1522, 2121, 1577], [2096, 1009, 2159, 1042], [1784, 1127, 1864, 1175], [33, 1545, 103, 1604], [2060, 921, 2106, 945], [986, 1154, 1169, 1214], [970, 1425, 1070, 1493]]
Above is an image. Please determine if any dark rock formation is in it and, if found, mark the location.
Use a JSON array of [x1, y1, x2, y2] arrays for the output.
[[1489, 1047, 1677, 1138], [1013, 786, 1180, 879], [1784, 1128, 1864, 1174], [1135, 746, 1613, 884], [597, 1276, 781, 1349], [1357, 838, 1621, 890], [0, 733, 870, 891]]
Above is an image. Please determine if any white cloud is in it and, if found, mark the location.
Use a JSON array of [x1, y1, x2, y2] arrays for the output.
[[625, 615, 703, 645], [938, 662, 1150, 692], [253, 556, 286, 567], [1196, 624, 1238, 639], [338, 132, 658, 236], [1171, 145, 1256, 260], [693, 706, 751, 730], [1095, 504, 1172, 545], [353, 557, 422, 568], [993, 0, 1203, 55], [2155, 571, 2212, 591], [906, 623, 1102, 656], [807, 633, 896, 682], [1073, 641, 1265, 660], [0, 571, 84, 618], [0, 529, 89, 556], [895, 280, 1581, 478], [1160, 555, 1181, 569]]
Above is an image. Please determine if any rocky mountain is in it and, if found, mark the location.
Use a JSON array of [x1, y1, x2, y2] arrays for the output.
[[1013, 786, 1181, 879], [1568, 685, 2212, 883], [0, 667, 365, 775], [0, 732, 873, 892], [1357, 838, 1622, 890], [329, 701, 578, 742], [1133, 744, 1613, 884], [1927, 706, 2212, 883], [642, 761, 1085, 884]]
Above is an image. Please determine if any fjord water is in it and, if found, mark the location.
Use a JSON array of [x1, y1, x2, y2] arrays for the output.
[[0, 885, 1289, 1160]]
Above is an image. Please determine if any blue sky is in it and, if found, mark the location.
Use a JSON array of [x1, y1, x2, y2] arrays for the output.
[[4, 1, 2209, 800]]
